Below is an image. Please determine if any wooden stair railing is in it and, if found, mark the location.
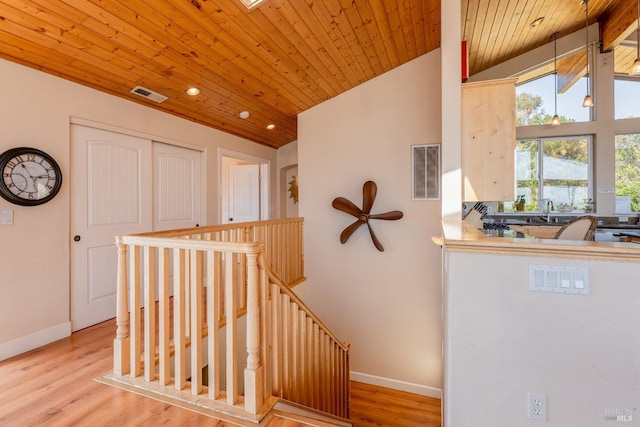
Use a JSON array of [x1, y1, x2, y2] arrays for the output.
[[259, 257, 351, 419], [110, 219, 350, 423]]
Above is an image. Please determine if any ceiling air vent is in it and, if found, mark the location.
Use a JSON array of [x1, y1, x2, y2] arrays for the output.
[[130, 85, 168, 103]]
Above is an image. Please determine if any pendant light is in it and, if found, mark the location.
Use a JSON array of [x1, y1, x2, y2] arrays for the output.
[[582, 0, 594, 107], [631, 0, 640, 75], [551, 32, 561, 125]]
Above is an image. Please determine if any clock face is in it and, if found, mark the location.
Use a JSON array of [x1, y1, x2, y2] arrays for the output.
[[0, 147, 62, 206]]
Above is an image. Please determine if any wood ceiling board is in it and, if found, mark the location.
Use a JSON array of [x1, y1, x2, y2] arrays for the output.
[[6, 0, 635, 148], [353, 0, 393, 73], [422, 0, 440, 52], [0, 0, 436, 148], [516, 62, 555, 85], [462, 0, 634, 80], [615, 44, 638, 74], [486, 0, 520, 69], [557, 50, 587, 94], [105, 0, 301, 117]]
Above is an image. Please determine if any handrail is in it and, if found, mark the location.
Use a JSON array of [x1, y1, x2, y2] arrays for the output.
[[110, 218, 350, 422], [126, 218, 305, 287]]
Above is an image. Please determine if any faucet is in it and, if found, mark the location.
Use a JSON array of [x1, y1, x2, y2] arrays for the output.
[[546, 200, 555, 223]]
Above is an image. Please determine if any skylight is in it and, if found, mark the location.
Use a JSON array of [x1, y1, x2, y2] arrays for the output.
[[239, 0, 266, 10]]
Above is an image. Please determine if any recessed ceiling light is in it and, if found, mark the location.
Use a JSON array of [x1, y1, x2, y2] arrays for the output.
[[266, 124, 276, 130], [530, 17, 544, 28], [239, 111, 250, 119], [185, 87, 200, 96]]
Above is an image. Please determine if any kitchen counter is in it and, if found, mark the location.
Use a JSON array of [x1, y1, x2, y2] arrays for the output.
[[440, 220, 640, 263], [441, 220, 640, 426]]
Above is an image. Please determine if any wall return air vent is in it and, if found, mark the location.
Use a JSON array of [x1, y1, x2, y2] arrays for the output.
[[130, 86, 168, 103]]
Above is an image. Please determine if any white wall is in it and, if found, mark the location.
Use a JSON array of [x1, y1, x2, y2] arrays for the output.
[[297, 51, 443, 395], [0, 58, 277, 359], [444, 250, 640, 426], [277, 141, 299, 217]]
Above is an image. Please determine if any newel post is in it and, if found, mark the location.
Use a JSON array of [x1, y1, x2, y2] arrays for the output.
[[113, 236, 130, 374], [244, 248, 264, 414]]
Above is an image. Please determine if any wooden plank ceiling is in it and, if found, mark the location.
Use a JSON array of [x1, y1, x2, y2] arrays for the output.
[[3, 1, 638, 148], [463, 0, 640, 89], [0, 0, 440, 148]]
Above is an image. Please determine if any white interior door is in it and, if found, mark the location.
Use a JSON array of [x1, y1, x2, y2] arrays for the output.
[[227, 164, 260, 223], [71, 125, 152, 331], [153, 142, 202, 231]]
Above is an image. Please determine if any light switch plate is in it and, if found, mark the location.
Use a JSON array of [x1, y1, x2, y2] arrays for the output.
[[0, 210, 13, 225], [529, 265, 589, 295]]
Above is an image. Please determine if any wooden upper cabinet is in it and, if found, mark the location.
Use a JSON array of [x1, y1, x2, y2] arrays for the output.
[[462, 78, 517, 202]]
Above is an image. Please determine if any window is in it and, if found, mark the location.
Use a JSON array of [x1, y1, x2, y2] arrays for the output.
[[614, 77, 640, 120], [516, 75, 591, 125], [515, 136, 592, 212], [615, 133, 640, 212], [515, 46, 595, 126]]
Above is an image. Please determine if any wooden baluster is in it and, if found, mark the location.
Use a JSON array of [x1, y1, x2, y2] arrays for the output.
[[298, 309, 307, 406], [285, 223, 291, 284], [158, 247, 170, 386], [276, 223, 282, 277], [306, 317, 314, 407], [174, 248, 186, 390], [225, 251, 237, 405], [114, 237, 130, 375], [190, 249, 203, 395], [299, 220, 304, 283], [207, 250, 220, 400], [129, 245, 142, 377], [258, 257, 270, 400], [281, 293, 290, 400], [329, 336, 334, 414], [215, 251, 224, 327], [312, 322, 320, 409], [330, 340, 340, 414], [345, 343, 351, 418], [184, 248, 191, 339], [239, 251, 246, 313], [270, 283, 281, 396], [144, 246, 156, 382], [319, 331, 326, 411], [338, 344, 344, 417], [244, 251, 263, 414], [290, 302, 299, 403]]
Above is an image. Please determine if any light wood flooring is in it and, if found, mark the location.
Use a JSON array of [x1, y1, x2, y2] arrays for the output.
[[0, 319, 441, 426]]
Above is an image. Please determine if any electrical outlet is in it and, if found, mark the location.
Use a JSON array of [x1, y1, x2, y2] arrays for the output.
[[528, 393, 547, 421]]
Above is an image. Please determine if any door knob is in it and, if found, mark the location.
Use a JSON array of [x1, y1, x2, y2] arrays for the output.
[[73, 235, 81, 242], [229, 218, 234, 222]]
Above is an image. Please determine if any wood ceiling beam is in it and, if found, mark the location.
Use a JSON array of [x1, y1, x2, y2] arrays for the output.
[[557, 50, 587, 94], [600, 0, 638, 52]]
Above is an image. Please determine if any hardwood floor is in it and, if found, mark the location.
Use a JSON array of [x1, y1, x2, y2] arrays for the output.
[[0, 320, 441, 426]]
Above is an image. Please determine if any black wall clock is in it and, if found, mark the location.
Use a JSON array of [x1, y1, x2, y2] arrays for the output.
[[0, 147, 62, 206]]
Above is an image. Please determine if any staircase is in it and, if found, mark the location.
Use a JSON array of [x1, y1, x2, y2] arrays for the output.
[[104, 218, 351, 425]]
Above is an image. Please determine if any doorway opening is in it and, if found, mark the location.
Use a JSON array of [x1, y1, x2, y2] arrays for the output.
[[219, 149, 270, 224]]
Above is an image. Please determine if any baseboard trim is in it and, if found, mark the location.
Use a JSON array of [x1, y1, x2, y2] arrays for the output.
[[350, 371, 442, 399], [0, 322, 71, 361]]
